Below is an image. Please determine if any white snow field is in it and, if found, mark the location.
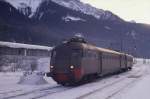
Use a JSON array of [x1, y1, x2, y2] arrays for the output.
[[0, 58, 150, 99], [18, 72, 48, 85]]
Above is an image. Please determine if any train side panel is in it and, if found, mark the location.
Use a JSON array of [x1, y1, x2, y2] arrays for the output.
[[81, 50, 100, 75], [101, 52, 121, 75], [120, 54, 127, 70]]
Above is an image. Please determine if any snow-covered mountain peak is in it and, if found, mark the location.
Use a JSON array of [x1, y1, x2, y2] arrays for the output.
[[5, 0, 43, 17], [4, 0, 121, 21], [51, 0, 106, 19]]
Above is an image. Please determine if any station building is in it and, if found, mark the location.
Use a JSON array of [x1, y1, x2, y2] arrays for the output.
[[0, 41, 52, 72]]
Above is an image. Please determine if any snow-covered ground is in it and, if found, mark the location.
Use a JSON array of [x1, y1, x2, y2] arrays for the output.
[[0, 58, 150, 99]]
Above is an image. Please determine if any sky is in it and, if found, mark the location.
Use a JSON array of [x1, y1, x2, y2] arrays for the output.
[[81, 0, 150, 24]]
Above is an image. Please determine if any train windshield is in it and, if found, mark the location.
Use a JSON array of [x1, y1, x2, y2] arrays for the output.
[[51, 48, 82, 70], [51, 49, 82, 59], [71, 49, 82, 58]]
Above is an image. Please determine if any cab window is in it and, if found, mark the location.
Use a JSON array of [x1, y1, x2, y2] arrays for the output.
[[72, 49, 82, 57]]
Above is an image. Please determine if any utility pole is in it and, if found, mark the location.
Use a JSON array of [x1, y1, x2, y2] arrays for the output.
[[119, 31, 123, 53], [120, 36, 123, 52], [131, 30, 137, 57]]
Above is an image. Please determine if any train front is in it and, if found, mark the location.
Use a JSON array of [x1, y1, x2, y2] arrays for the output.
[[50, 39, 85, 85]]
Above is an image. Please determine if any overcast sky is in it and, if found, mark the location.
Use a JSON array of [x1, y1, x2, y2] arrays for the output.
[[81, 0, 150, 24]]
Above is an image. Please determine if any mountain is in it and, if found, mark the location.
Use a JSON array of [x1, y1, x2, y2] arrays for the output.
[[0, 0, 32, 42], [0, 0, 150, 58], [4, 0, 43, 17]]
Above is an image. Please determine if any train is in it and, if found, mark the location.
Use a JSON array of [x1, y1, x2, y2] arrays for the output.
[[48, 36, 134, 85]]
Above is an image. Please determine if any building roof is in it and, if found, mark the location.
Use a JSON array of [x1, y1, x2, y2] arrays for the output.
[[0, 41, 52, 51]]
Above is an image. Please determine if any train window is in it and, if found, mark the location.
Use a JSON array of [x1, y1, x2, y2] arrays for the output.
[[94, 53, 97, 58], [83, 50, 98, 58], [95, 53, 99, 59], [85, 50, 91, 57], [72, 53, 78, 56], [90, 51, 96, 58], [72, 49, 82, 57], [87, 50, 90, 57], [72, 52, 80, 58], [83, 50, 88, 58]]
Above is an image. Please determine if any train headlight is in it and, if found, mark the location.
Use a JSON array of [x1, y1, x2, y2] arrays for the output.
[[70, 65, 74, 69], [50, 66, 54, 69]]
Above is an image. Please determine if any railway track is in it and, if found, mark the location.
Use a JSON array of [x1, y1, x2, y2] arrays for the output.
[[0, 90, 22, 95], [0, 84, 75, 99], [105, 79, 139, 99], [77, 75, 141, 99], [76, 64, 144, 99], [0, 63, 146, 99], [36, 63, 144, 99], [30, 86, 73, 99], [0, 85, 62, 99]]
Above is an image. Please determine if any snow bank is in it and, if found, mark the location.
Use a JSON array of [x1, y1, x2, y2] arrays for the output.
[[112, 75, 150, 99], [135, 58, 150, 64], [18, 71, 48, 85], [0, 72, 23, 76], [37, 58, 50, 72]]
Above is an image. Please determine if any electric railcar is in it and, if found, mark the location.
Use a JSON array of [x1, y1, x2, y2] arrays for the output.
[[49, 37, 133, 85]]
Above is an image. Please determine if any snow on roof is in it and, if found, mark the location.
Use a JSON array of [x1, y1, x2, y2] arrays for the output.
[[0, 41, 52, 51]]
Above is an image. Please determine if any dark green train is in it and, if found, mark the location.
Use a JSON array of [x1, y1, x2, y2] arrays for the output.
[[49, 36, 133, 85]]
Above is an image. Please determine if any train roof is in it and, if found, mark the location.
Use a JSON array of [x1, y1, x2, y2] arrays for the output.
[[0, 41, 52, 51], [125, 54, 134, 58], [65, 36, 122, 55], [81, 43, 122, 55]]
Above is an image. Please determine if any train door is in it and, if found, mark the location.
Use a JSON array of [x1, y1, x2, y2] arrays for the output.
[[120, 55, 126, 69], [120, 55, 124, 69], [125, 54, 127, 69], [98, 52, 102, 74], [120, 55, 122, 69]]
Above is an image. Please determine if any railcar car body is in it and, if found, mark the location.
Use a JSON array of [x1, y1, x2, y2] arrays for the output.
[[49, 37, 133, 85]]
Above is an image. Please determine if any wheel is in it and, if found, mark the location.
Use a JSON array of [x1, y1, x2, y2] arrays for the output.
[[60, 82, 67, 86], [128, 67, 132, 70]]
